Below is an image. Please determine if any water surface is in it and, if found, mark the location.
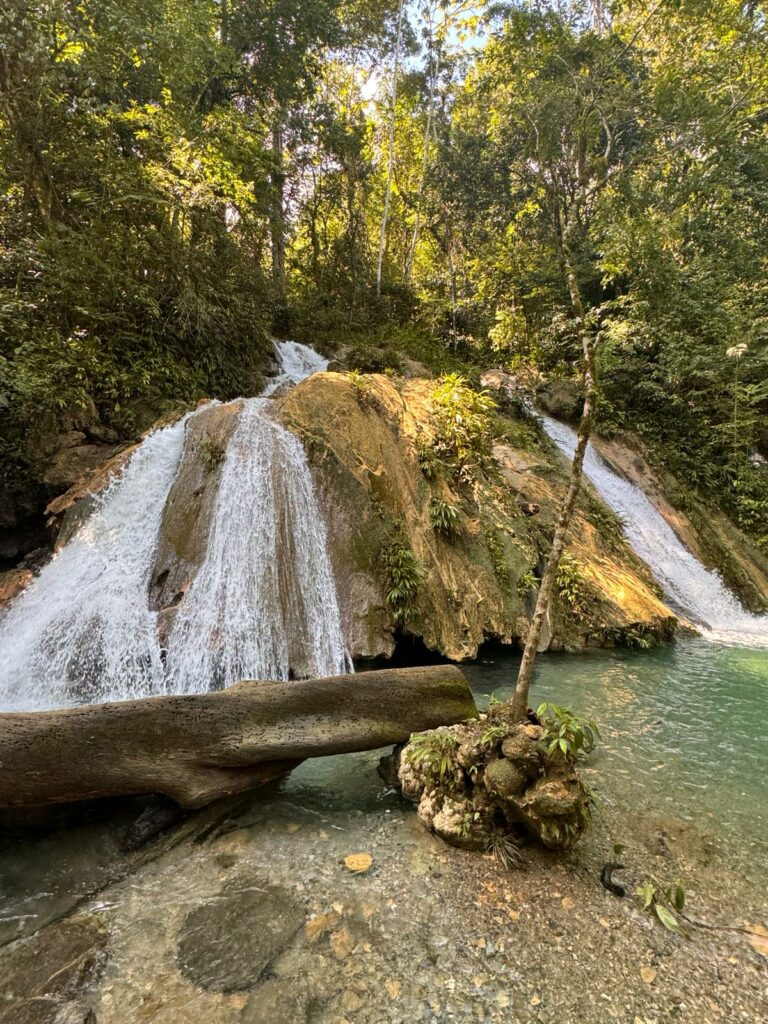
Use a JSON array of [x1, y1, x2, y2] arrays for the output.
[[463, 638, 768, 882]]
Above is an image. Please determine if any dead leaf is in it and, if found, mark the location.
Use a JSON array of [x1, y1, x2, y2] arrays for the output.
[[305, 911, 339, 942], [640, 966, 657, 985], [385, 979, 401, 1000], [286, 822, 302, 833], [746, 923, 768, 958], [330, 927, 355, 959], [344, 852, 373, 873]]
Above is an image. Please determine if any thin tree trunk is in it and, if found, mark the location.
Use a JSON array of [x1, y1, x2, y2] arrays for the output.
[[508, 241, 598, 722], [404, 48, 439, 284], [270, 117, 288, 332], [376, 0, 405, 297]]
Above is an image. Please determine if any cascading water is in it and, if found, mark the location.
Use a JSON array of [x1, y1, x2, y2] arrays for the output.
[[0, 416, 190, 710], [262, 340, 329, 396], [538, 412, 768, 648], [165, 397, 350, 692], [0, 341, 348, 710]]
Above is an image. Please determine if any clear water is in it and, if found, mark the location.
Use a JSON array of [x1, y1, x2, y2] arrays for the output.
[[463, 638, 768, 881], [0, 341, 339, 710], [538, 413, 768, 648]]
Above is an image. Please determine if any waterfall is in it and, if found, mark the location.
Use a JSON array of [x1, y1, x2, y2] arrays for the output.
[[0, 417, 189, 710], [165, 398, 350, 692], [538, 412, 768, 648], [262, 340, 330, 396], [0, 341, 348, 710]]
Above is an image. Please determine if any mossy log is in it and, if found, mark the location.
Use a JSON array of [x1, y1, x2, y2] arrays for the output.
[[0, 666, 476, 810]]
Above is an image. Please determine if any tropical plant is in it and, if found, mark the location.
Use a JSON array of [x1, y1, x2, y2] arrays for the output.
[[536, 703, 601, 760]]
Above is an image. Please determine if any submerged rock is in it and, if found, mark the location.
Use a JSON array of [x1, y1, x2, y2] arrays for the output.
[[176, 878, 305, 992]]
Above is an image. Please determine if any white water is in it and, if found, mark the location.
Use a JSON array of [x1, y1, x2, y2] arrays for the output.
[[0, 341, 347, 710], [538, 412, 768, 648], [165, 397, 350, 692], [0, 417, 190, 709], [262, 339, 329, 396]]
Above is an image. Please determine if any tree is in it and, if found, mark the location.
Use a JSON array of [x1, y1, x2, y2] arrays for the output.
[[457, 9, 647, 718]]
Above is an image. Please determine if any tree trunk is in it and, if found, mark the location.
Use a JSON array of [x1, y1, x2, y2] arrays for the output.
[[0, 666, 477, 810], [376, 0, 405, 297], [270, 117, 288, 332], [508, 244, 598, 722]]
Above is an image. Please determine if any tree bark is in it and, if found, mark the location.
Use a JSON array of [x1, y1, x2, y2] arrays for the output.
[[0, 666, 477, 810]]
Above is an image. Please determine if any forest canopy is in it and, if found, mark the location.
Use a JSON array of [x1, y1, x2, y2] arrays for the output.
[[1, 0, 767, 550]]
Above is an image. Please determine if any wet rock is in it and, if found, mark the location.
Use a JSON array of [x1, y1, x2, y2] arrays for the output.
[[149, 401, 242, 612], [484, 758, 527, 800], [0, 568, 33, 610], [0, 998, 95, 1023], [241, 977, 319, 1024], [0, 914, 108, 1001], [0, 915, 105, 1022], [176, 878, 305, 992], [120, 798, 186, 852]]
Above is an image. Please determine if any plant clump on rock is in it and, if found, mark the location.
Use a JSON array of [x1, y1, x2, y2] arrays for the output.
[[384, 703, 596, 857]]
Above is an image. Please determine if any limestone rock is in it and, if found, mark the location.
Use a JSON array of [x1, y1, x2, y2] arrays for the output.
[[0, 568, 33, 610], [484, 757, 527, 800], [278, 372, 678, 660]]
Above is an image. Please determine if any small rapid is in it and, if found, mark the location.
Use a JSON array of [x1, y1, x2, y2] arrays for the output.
[[538, 412, 768, 648], [0, 341, 347, 710]]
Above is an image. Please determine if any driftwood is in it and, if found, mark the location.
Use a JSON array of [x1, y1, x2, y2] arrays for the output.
[[0, 666, 476, 809]]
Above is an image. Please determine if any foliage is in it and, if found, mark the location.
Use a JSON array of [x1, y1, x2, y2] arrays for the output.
[[431, 374, 497, 469], [555, 554, 591, 616], [416, 439, 444, 480], [536, 703, 601, 760], [479, 723, 508, 750], [485, 526, 513, 588], [485, 829, 522, 871], [198, 435, 225, 472], [346, 369, 376, 408], [406, 730, 459, 785], [516, 569, 538, 598], [635, 877, 687, 935], [379, 534, 424, 625], [429, 496, 462, 537]]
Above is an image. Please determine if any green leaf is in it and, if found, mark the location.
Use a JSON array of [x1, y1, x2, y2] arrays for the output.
[[673, 885, 685, 911], [654, 905, 681, 933]]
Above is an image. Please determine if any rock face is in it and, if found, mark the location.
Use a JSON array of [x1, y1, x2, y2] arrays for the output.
[[148, 401, 242, 621], [277, 372, 677, 660]]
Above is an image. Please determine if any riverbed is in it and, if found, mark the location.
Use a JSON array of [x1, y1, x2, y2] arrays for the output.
[[0, 641, 766, 1023]]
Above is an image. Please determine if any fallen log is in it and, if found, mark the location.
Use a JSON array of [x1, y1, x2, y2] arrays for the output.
[[0, 666, 476, 809]]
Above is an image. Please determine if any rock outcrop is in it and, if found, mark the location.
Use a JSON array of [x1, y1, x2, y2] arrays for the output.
[[277, 372, 677, 660]]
